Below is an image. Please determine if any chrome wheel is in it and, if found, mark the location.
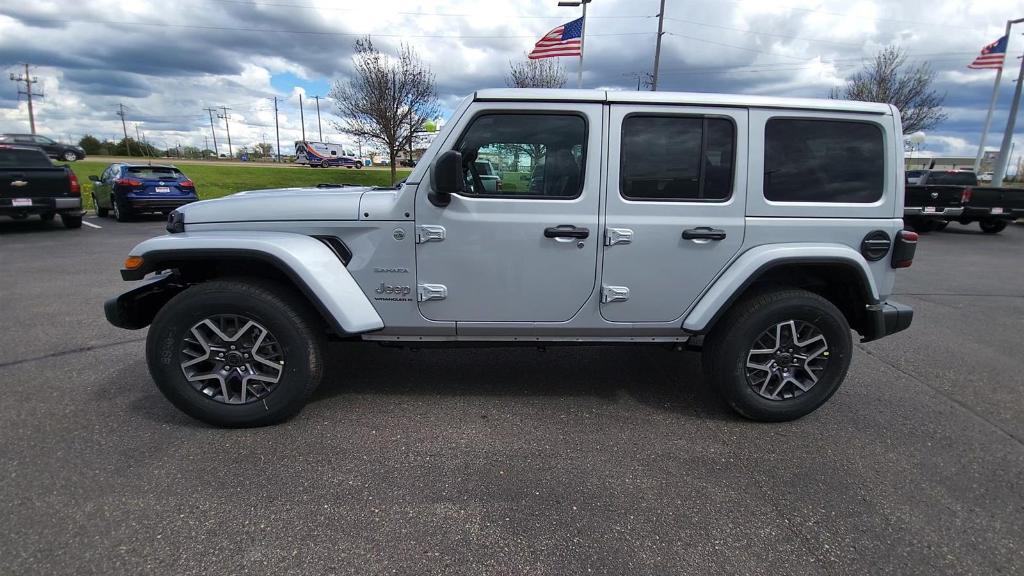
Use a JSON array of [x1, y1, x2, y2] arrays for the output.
[[745, 320, 829, 401], [180, 314, 285, 404]]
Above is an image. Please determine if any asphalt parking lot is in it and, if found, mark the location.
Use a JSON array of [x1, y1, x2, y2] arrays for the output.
[[1, 215, 1022, 575]]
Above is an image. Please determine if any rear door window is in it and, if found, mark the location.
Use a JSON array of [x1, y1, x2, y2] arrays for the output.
[[620, 115, 735, 201], [764, 119, 884, 203]]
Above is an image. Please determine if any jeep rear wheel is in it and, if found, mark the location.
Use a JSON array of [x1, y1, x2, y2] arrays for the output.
[[146, 279, 325, 427], [703, 289, 852, 422]]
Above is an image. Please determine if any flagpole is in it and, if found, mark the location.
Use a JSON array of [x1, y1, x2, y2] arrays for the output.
[[993, 30, 1024, 186], [974, 20, 1016, 173], [577, 1, 588, 88]]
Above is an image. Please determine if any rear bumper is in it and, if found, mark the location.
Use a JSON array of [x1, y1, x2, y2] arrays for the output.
[[124, 197, 197, 212], [961, 207, 1020, 220], [904, 206, 963, 217], [862, 300, 913, 342], [0, 197, 82, 215]]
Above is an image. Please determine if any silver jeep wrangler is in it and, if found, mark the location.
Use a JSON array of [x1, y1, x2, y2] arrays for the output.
[[105, 89, 916, 427]]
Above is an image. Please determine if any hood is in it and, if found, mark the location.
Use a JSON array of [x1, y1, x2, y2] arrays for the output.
[[177, 186, 372, 223]]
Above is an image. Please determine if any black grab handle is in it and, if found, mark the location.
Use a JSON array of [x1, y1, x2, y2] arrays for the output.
[[544, 225, 590, 239], [682, 227, 727, 241]]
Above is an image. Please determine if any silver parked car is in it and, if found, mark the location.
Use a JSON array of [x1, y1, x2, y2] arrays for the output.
[[104, 89, 916, 427]]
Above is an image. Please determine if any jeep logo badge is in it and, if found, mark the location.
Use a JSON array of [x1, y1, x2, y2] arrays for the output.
[[375, 282, 412, 296]]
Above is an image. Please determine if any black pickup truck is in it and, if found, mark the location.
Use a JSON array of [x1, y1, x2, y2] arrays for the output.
[[904, 170, 1023, 233], [0, 144, 83, 228]]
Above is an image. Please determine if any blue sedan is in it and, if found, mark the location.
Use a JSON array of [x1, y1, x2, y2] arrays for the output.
[[90, 163, 198, 222]]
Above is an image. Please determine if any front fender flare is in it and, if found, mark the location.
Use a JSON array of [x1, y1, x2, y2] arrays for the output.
[[682, 243, 880, 334], [121, 231, 384, 334]]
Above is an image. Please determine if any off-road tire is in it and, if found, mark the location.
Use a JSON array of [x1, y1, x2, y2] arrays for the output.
[[146, 279, 325, 427], [702, 288, 852, 422], [60, 214, 82, 229], [980, 220, 1007, 234]]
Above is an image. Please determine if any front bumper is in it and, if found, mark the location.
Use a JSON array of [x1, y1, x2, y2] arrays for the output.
[[862, 300, 914, 342], [904, 206, 963, 217], [0, 197, 83, 215], [104, 273, 186, 330]]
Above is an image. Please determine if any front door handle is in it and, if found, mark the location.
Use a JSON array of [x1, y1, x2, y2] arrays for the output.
[[544, 225, 590, 239], [682, 227, 727, 241]]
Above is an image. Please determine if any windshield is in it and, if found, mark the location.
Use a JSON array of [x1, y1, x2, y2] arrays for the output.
[[927, 171, 976, 186], [0, 147, 53, 168], [125, 166, 184, 179]]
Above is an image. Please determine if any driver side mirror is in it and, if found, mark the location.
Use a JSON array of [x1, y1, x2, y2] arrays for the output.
[[88, 175, 100, 182], [429, 150, 464, 207]]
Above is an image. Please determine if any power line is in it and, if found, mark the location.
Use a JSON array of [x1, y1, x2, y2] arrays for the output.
[[14, 17, 654, 38], [204, 0, 654, 19]]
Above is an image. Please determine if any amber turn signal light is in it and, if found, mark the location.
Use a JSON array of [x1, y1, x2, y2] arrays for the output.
[[123, 255, 144, 270]]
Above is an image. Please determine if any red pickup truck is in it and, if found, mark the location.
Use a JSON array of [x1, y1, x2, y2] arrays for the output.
[[904, 170, 1023, 233]]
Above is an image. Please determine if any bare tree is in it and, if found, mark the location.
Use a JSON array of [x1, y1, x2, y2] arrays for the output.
[[330, 37, 438, 185], [505, 56, 567, 88], [829, 45, 947, 134]]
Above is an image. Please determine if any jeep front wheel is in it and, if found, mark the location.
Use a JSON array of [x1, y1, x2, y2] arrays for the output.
[[146, 279, 325, 427], [703, 289, 852, 422]]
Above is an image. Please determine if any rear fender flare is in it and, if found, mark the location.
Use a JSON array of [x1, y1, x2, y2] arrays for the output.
[[682, 244, 879, 334], [122, 231, 384, 334]]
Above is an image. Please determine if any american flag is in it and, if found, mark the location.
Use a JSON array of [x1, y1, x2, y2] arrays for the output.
[[968, 36, 1008, 69], [528, 17, 584, 59]]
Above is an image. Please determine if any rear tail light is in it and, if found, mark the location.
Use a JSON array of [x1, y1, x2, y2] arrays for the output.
[[179, 179, 194, 188], [115, 178, 142, 187], [961, 187, 973, 204], [68, 171, 80, 195], [892, 229, 918, 268]]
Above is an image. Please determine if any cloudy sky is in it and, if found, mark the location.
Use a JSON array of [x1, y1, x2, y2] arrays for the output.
[[1, 0, 1022, 158]]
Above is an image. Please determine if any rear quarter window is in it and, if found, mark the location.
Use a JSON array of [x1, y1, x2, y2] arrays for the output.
[[764, 119, 884, 203]]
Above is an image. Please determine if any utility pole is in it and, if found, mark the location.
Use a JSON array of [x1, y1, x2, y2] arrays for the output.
[[313, 95, 323, 142], [218, 107, 233, 158], [994, 39, 1024, 186], [651, 0, 667, 91], [204, 107, 219, 157], [299, 93, 306, 141], [117, 103, 132, 157], [9, 64, 43, 134], [273, 96, 282, 162]]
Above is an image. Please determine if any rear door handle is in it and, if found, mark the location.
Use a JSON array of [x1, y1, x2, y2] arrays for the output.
[[544, 225, 590, 239], [682, 227, 727, 241]]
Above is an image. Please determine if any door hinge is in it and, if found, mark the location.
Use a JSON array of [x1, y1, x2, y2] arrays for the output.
[[417, 283, 448, 302], [602, 285, 630, 303], [604, 228, 633, 246], [416, 225, 446, 244]]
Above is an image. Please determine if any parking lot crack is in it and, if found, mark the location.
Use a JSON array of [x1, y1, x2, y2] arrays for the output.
[[856, 345, 1024, 449], [0, 338, 146, 370]]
